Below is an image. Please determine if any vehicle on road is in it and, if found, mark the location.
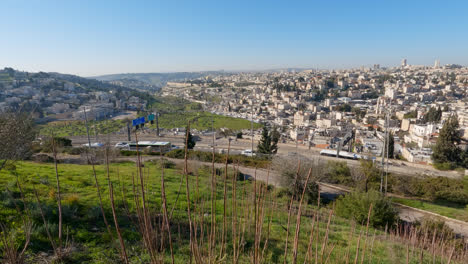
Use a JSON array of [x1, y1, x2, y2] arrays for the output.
[[82, 142, 104, 148], [171, 144, 180, 150], [115, 142, 129, 149], [320, 149, 361, 160], [127, 141, 172, 153], [241, 149, 255, 157]]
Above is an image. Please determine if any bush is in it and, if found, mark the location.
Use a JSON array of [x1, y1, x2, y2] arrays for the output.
[[434, 190, 468, 205], [324, 161, 352, 185], [335, 190, 398, 228], [165, 149, 185, 159], [62, 147, 85, 155], [433, 162, 454, 171], [120, 150, 137, 156], [32, 153, 54, 163], [275, 155, 322, 204]]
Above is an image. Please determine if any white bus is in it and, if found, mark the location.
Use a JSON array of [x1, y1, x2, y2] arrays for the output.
[[125, 141, 172, 153]]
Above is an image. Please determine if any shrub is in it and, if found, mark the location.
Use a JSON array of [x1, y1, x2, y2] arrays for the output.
[[62, 147, 85, 155], [165, 149, 185, 159], [324, 161, 352, 185], [434, 190, 468, 205], [32, 153, 54, 163], [433, 162, 454, 171], [64, 193, 80, 207], [335, 190, 398, 228], [120, 150, 137, 156], [387, 174, 468, 206], [284, 170, 319, 203]]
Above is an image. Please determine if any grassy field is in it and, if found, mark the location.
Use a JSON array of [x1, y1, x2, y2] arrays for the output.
[[393, 197, 468, 222], [155, 111, 262, 131], [39, 112, 259, 137], [39, 119, 126, 137], [39, 95, 259, 137], [0, 160, 465, 263]]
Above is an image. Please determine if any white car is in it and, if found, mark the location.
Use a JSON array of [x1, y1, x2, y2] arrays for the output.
[[82, 142, 104, 148], [241, 149, 255, 157], [115, 142, 129, 149]]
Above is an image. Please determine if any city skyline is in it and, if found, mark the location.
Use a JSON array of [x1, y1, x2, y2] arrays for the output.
[[1, 0, 467, 76]]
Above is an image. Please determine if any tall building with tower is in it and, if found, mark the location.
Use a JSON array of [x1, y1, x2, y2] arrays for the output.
[[434, 59, 440, 68], [401, 58, 407, 67]]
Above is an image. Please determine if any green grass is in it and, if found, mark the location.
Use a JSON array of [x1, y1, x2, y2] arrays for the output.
[[0, 161, 465, 263], [393, 197, 468, 222], [38, 95, 259, 137], [39, 119, 126, 137], [154, 111, 262, 131], [150, 96, 202, 113]]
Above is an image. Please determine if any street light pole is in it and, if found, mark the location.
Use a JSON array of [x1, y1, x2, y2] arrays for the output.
[[251, 104, 254, 152], [83, 106, 92, 147]]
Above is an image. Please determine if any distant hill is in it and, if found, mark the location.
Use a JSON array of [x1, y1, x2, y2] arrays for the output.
[[92, 71, 228, 90], [0, 67, 155, 118]]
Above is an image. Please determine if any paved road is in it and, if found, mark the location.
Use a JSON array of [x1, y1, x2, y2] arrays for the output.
[[70, 133, 462, 179]]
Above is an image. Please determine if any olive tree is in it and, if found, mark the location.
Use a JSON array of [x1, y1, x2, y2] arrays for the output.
[[0, 112, 36, 171]]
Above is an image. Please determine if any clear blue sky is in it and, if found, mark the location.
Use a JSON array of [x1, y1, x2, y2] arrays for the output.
[[1, 0, 467, 76]]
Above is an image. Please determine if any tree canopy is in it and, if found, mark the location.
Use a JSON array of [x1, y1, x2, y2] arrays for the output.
[[257, 126, 280, 155], [185, 127, 196, 150], [0, 112, 36, 171], [423, 106, 442, 124], [431, 115, 462, 168]]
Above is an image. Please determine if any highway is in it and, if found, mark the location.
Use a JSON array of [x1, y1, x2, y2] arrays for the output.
[[69, 131, 462, 180]]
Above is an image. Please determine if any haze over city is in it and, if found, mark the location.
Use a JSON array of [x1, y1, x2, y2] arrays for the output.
[[1, 0, 468, 76]]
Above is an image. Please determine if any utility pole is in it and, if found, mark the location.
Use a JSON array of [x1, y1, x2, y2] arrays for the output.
[[251, 104, 254, 152], [385, 112, 390, 195], [156, 112, 160, 137], [336, 141, 341, 158], [379, 111, 389, 193], [296, 128, 299, 154], [83, 106, 92, 147], [126, 122, 131, 141], [212, 119, 215, 152], [94, 123, 98, 142]]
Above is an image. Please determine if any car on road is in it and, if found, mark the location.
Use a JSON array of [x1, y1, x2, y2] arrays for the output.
[[171, 145, 180, 150], [82, 142, 104, 148], [241, 149, 255, 157], [115, 142, 129, 149]]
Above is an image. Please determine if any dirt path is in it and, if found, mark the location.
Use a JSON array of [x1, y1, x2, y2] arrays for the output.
[[317, 182, 468, 239]]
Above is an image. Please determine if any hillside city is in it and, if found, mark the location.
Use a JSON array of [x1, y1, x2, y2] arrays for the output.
[[2, 1, 468, 263], [1, 60, 468, 168], [164, 60, 468, 166]]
